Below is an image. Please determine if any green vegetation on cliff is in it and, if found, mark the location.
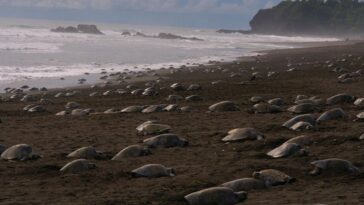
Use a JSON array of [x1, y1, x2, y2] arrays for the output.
[[250, 0, 364, 36]]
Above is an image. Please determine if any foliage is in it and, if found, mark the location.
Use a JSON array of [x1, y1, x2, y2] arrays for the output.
[[250, 0, 364, 36]]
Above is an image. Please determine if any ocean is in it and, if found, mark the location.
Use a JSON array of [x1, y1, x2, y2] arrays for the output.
[[0, 18, 338, 90]]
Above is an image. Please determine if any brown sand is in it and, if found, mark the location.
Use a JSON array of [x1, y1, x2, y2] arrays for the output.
[[1, 42, 364, 205]]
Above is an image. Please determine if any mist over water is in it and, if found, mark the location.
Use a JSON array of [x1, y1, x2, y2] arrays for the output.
[[0, 18, 339, 89]]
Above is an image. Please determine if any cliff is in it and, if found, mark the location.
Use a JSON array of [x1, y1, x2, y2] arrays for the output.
[[249, 0, 364, 37]]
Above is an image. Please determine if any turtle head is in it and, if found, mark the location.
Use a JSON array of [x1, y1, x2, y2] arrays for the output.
[[252, 171, 261, 179], [88, 163, 96, 169], [179, 138, 189, 147], [297, 148, 309, 157], [309, 166, 322, 176], [95, 151, 107, 160], [142, 147, 152, 156], [167, 168, 175, 177], [30, 153, 41, 160], [235, 191, 248, 202]]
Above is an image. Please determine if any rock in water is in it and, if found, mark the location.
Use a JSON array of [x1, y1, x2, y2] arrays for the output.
[[77, 24, 103, 34]]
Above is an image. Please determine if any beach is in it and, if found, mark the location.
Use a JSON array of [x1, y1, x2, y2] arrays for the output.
[[1, 40, 364, 204]]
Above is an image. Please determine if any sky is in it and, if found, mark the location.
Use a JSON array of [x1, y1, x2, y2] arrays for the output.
[[0, 0, 282, 29]]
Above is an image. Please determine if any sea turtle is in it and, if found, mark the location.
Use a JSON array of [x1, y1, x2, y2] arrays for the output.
[[111, 145, 151, 160], [289, 121, 314, 131], [310, 158, 360, 175], [67, 146, 104, 159], [359, 133, 364, 140], [166, 95, 184, 102], [285, 135, 312, 146], [282, 114, 316, 128], [131, 89, 144, 95], [294, 99, 322, 105], [268, 98, 284, 106], [170, 83, 186, 91], [316, 108, 346, 123], [143, 134, 188, 148], [21, 95, 36, 102], [187, 84, 202, 91], [39, 98, 54, 105], [142, 87, 158, 96], [89, 92, 99, 97], [185, 95, 203, 102], [121, 105, 146, 113], [55, 110, 70, 116], [267, 143, 307, 158], [185, 187, 247, 205], [326, 93, 355, 105], [354, 98, 364, 107], [104, 108, 120, 114], [28, 105, 46, 113], [356, 112, 364, 122], [142, 105, 166, 113], [221, 178, 266, 191], [287, 103, 316, 114], [164, 104, 178, 112], [71, 109, 89, 116], [60, 159, 96, 174], [54, 92, 65, 98], [23, 104, 37, 111], [131, 164, 175, 178], [65, 101, 80, 109], [295, 95, 308, 102], [209, 101, 240, 112], [222, 128, 265, 142], [253, 169, 295, 187], [1, 144, 40, 161], [250, 96, 264, 103], [180, 106, 193, 112], [251, 103, 282, 114], [136, 121, 171, 135]]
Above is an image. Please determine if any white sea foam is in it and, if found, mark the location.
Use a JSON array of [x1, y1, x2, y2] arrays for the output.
[[0, 19, 340, 88]]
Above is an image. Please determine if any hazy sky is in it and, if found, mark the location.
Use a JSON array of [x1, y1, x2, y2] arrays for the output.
[[0, 0, 282, 29]]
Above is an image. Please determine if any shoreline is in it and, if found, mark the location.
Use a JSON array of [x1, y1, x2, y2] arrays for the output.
[[0, 38, 352, 93]]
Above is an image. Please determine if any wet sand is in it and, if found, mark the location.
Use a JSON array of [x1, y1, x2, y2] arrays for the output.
[[1, 41, 364, 204]]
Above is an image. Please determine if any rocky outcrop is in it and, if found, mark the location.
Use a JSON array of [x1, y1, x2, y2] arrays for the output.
[[51, 26, 79, 33], [122, 32, 203, 41], [217, 29, 251, 35], [77, 24, 103, 34], [51, 24, 103, 35], [157, 33, 203, 41]]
